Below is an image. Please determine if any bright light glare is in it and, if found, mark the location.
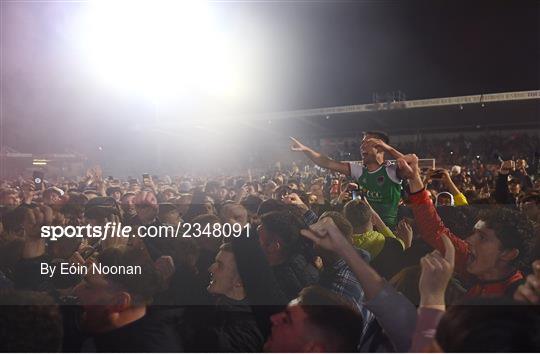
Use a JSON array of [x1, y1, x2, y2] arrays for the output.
[[78, 0, 251, 102]]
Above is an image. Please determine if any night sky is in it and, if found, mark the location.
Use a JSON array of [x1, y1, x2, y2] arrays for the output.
[[251, 0, 540, 110], [0, 0, 538, 155]]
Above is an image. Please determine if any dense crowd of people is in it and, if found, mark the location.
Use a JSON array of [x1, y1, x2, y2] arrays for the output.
[[324, 132, 540, 169], [0, 130, 539, 352]]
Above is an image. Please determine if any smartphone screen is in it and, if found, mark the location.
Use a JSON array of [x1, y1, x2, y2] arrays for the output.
[[33, 171, 44, 189], [351, 190, 358, 200]]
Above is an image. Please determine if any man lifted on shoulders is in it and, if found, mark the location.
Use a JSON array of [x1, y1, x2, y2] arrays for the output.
[[291, 131, 404, 228]]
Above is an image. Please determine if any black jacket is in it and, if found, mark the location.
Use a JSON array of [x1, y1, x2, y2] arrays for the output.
[[182, 297, 264, 352], [90, 310, 183, 352]]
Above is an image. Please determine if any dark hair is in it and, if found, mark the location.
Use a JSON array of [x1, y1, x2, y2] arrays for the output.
[[257, 199, 287, 216], [508, 178, 520, 186], [106, 187, 122, 196], [343, 199, 372, 230], [183, 189, 213, 222], [319, 211, 353, 242], [2, 206, 30, 233], [205, 181, 220, 193], [274, 185, 292, 199], [261, 210, 309, 257], [219, 242, 233, 253], [97, 247, 161, 305], [291, 189, 310, 206], [158, 203, 178, 216], [120, 192, 136, 201], [191, 213, 221, 227], [240, 195, 263, 215], [436, 206, 473, 239], [190, 213, 223, 253], [296, 286, 363, 352], [477, 207, 535, 269], [0, 290, 63, 352], [436, 298, 540, 352], [43, 188, 62, 200], [61, 193, 88, 217], [363, 131, 389, 144]]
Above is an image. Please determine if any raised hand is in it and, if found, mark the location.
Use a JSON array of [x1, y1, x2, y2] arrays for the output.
[[282, 192, 308, 211], [514, 260, 540, 304], [419, 234, 455, 308], [396, 154, 419, 180], [397, 154, 425, 193], [396, 219, 413, 249], [361, 138, 391, 152], [425, 168, 446, 180], [290, 137, 308, 152], [300, 217, 351, 255]]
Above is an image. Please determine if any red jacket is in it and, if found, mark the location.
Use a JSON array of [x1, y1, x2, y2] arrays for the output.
[[409, 189, 523, 298]]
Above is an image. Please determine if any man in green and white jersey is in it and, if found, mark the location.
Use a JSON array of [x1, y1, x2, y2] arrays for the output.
[[291, 131, 404, 228]]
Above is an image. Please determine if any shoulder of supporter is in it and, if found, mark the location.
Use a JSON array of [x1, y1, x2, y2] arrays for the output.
[[453, 192, 469, 206], [385, 162, 402, 184], [348, 162, 364, 179]]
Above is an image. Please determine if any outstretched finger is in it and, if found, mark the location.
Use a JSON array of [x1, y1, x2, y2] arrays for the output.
[[290, 136, 301, 146], [440, 234, 455, 266]]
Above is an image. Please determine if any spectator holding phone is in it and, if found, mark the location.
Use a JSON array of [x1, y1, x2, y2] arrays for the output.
[[428, 168, 469, 206]]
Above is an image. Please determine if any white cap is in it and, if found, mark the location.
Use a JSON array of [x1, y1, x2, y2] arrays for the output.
[[451, 165, 461, 175], [435, 192, 454, 206], [48, 186, 64, 197]]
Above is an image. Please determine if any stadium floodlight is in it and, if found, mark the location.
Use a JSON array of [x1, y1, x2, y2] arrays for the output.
[[76, 0, 250, 103]]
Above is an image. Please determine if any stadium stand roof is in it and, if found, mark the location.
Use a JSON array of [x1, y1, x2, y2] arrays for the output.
[[260, 90, 540, 137]]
